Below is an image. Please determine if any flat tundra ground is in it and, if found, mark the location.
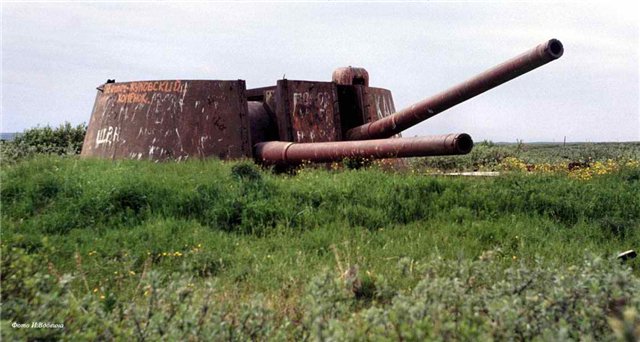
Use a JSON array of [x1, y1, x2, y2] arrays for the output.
[[2, 141, 639, 340]]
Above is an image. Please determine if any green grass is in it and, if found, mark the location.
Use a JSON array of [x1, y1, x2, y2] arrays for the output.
[[415, 141, 640, 171], [2, 150, 640, 340]]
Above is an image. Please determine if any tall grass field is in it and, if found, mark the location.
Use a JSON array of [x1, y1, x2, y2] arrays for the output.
[[1, 125, 639, 340]]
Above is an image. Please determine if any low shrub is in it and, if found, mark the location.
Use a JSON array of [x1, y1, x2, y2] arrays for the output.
[[0, 122, 86, 163], [2, 243, 639, 340]]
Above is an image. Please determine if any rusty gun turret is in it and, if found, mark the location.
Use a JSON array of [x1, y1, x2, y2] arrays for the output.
[[81, 39, 563, 166]]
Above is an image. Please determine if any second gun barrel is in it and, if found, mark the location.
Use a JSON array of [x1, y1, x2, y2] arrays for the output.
[[254, 133, 473, 165]]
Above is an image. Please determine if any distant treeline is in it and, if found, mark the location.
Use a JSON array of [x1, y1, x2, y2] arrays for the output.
[[0, 132, 19, 141]]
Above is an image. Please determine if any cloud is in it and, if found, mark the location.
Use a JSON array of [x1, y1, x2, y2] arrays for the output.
[[1, 2, 638, 141]]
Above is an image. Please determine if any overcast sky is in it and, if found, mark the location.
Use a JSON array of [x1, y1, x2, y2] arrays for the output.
[[2, 1, 638, 142]]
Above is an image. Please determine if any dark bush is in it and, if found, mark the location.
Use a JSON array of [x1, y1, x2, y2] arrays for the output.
[[231, 162, 262, 181], [1, 122, 86, 162], [13, 122, 86, 154]]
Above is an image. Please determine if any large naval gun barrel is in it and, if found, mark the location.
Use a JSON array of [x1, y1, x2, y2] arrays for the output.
[[345, 39, 564, 140], [254, 133, 473, 165]]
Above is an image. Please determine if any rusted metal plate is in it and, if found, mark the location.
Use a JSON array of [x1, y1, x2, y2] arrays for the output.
[[273, 80, 291, 141], [363, 87, 396, 124], [81, 80, 251, 161], [336, 85, 399, 138], [247, 86, 278, 114], [275, 80, 341, 143]]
